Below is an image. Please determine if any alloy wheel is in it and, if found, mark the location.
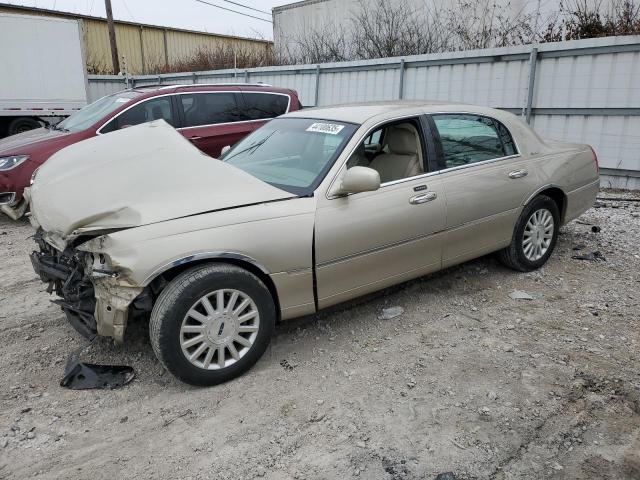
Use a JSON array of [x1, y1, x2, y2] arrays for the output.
[[522, 208, 554, 261], [180, 289, 260, 370]]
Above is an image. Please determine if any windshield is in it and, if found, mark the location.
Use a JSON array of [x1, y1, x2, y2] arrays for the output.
[[57, 91, 143, 132], [221, 118, 358, 195]]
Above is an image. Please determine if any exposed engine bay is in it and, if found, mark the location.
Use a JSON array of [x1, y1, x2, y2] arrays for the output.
[[31, 229, 98, 338], [30, 229, 150, 341]]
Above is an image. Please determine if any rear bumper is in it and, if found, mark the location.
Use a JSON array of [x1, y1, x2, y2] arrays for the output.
[[564, 178, 600, 224]]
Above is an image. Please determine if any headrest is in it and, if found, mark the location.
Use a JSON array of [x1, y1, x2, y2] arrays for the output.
[[386, 128, 417, 155]]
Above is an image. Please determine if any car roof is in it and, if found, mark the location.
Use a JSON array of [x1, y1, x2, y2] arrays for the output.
[[128, 83, 295, 97], [284, 100, 505, 124]]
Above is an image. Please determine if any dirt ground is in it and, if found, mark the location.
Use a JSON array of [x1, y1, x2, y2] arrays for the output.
[[0, 190, 639, 480]]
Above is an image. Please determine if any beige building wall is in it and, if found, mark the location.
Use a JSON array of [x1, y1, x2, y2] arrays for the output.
[[0, 3, 272, 74]]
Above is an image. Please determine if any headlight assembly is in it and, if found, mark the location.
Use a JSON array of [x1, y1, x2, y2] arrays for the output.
[[0, 155, 29, 171], [30, 166, 40, 185]]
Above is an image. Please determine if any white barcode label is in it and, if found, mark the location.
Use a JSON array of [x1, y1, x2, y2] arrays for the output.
[[306, 122, 345, 135]]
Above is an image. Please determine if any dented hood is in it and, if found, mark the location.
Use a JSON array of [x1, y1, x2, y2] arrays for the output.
[[30, 120, 294, 238]]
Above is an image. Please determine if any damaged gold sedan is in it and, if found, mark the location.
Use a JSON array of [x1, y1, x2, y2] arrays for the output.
[[28, 103, 599, 385]]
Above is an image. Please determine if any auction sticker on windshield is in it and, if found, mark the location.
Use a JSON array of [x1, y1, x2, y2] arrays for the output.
[[306, 122, 345, 135]]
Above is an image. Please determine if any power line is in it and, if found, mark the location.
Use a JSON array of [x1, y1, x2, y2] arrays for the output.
[[193, 0, 273, 23], [218, 0, 270, 16]]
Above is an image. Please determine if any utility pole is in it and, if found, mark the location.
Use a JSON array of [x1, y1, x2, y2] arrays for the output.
[[105, 0, 120, 74]]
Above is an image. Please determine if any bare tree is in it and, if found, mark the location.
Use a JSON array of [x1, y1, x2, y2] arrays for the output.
[[293, 23, 350, 64], [445, 0, 541, 50], [350, 0, 451, 58]]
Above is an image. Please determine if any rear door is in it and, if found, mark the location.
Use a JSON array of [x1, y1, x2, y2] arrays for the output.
[[427, 113, 538, 267], [176, 90, 246, 157]]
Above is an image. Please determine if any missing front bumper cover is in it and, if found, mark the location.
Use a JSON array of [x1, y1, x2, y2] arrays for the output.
[[31, 231, 142, 343]]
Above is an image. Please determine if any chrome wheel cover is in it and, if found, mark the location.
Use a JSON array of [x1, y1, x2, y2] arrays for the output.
[[522, 208, 554, 261], [180, 289, 260, 370]]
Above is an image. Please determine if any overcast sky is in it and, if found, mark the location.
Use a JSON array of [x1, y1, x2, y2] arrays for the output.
[[4, 0, 291, 39]]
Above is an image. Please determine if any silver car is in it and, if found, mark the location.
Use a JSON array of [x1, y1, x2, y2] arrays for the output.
[[28, 102, 600, 385]]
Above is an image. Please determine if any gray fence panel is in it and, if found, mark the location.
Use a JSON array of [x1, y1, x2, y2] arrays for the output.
[[87, 35, 640, 181], [87, 76, 127, 101]]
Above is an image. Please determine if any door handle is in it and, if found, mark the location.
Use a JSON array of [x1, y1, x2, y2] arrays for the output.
[[188, 135, 203, 141], [409, 192, 437, 205], [508, 169, 528, 179]]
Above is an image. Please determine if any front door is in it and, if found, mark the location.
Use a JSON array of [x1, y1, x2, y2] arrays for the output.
[[314, 118, 446, 309]]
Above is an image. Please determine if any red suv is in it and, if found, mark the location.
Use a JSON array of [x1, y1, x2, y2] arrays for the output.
[[0, 83, 301, 219]]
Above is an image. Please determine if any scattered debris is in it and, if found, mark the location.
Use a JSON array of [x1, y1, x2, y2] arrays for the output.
[[60, 338, 135, 390], [309, 412, 326, 423], [572, 244, 586, 251], [450, 439, 466, 450], [509, 290, 533, 300], [280, 359, 296, 371], [162, 409, 192, 427], [591, 225, 601, 233], [378, 306, 405, 320], [435, 473, 458, 480], [572, 251, 606, 262], [61, 362, 135, 390]]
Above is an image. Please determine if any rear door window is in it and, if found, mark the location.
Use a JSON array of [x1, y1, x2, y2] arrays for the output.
[[101, 96, 174, 133], [241, 92, 290, 120], [431, 114, 517, 169], [179, 92, 243, 127]]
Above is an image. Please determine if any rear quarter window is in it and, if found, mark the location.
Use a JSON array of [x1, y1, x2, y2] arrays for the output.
[[241, 92, 290, 120]]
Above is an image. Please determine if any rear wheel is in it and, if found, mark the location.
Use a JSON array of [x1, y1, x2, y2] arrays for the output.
[[498, 195, 560, 272], [150, 263, 275, 386]]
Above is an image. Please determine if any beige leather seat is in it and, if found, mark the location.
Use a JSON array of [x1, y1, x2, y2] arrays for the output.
[[369, 127, 422, 183]]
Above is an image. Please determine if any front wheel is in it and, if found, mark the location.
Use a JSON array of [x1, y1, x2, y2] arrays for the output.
[[498, 195, 560, 272], [150, 263, 276, 386]]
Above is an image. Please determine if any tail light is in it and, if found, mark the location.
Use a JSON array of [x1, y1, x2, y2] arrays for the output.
[[588, 145, 599, 173]]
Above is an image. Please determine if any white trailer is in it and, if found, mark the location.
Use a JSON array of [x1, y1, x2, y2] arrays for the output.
[[0, 13, 88, 138]]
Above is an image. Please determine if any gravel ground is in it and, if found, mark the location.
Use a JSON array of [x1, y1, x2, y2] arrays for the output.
[[0, 190, 639, 480]]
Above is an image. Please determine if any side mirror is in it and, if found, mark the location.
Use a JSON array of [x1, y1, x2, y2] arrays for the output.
[[220, 145, 231, 156], [332, 166, 380, 196]]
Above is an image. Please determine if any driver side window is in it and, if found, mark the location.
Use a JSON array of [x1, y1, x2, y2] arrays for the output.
[[346, 119, 425, 184], [101, 97, 175, 133]]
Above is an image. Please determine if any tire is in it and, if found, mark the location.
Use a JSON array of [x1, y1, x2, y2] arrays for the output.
[[150, 263, 276, 386], [8, 117, 41, 136], [498, 195, 560, 272]]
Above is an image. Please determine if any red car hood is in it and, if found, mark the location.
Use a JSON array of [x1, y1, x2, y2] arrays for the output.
[[0, 127, 78, 156]]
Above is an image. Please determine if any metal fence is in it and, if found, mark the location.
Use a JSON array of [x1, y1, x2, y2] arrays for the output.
[[87, 35, 640, 189]]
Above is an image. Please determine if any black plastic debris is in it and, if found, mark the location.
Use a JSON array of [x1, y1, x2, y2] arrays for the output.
[[572, 244, 586, 251], [60, 338, 135, 390], [571, 251, 606, 262], [435, 473, 458, 480], [591, 225, 601, 233]]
